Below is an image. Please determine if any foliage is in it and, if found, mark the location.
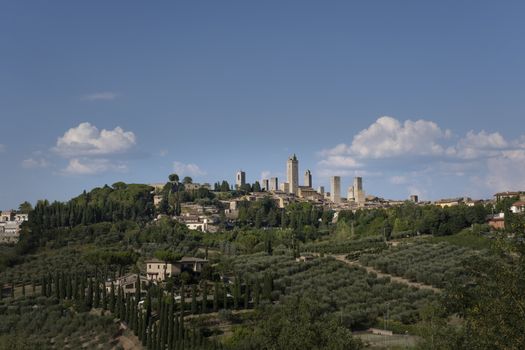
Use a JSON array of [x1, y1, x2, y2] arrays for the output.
[[359, 241, 485, 288], [228, 296, 363, 350]]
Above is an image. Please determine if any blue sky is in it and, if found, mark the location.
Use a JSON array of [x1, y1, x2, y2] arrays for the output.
[[1, 1, 525, 208]]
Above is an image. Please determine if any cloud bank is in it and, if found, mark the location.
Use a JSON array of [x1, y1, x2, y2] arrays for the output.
[[318, 116, 525, 197]]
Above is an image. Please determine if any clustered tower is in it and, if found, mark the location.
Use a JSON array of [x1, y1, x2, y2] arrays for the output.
[[304, 170, 312, 188], [286, 154, 299, 195], [235, 170, 246, 189]]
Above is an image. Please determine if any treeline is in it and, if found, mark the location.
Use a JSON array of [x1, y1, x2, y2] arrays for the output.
[[338, 202, 490, 237], [237, 199, 333, 231], [29, 183, 155, 229]]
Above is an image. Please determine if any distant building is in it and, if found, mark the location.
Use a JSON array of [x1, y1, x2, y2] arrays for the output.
[[494, 191, 525, 202], [106, 273, 149, 296], [318, 186, 325, 195], [304, 169, 312, 188], [236, 170, 246, 190], [511, 201, 525, 214], [184, 183, 212, 191], [298, 186, 323, 200], [410, 195, 419, 203], [262, 179, 269, 191], [0, 211, 28, 244], [146, 259, 180, 281], [280, 182, 290, 193], [330, 176, 341, 203], [179, 257, 209, 273], [286, 154, 299, 195], [434, 198, 465, 208], [487, 213, 505, 230], [178, 215, 209, 232], [269, 177, 279, 191]]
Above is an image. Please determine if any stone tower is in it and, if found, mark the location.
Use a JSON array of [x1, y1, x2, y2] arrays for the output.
[[304, 169, 312, 188], [330, 176, 341, 203], [286, 154, 299, 195], [236, 170, 246, 189]]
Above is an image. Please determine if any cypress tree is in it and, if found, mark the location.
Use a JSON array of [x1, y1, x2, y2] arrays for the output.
[[263, 273, 272, 302], [173, 313, 179, 345], [244, 283, 249, 309], [223, 285, 228, 310], [147, 323, 154, 350], [201, 282, 207, 313], [117, 286, 124, 319], [73, 274, 78, 300], [179, 312, 184, 342], [55, 272, 60, 299], [137, 312, 143, 342], [233, 279, 239, 310], [135, 273, 141, 302], [79, 275, 86, 303], [60, 272, 66, 299], [109, 281, 116, 313], [94, 278, 100, 308], [191, 285, 197, 314], [22, 281, 25, 297], [141, 316, 148, 346], [160, 300, 168, 350], [254, 281, 260, 307], [213, 282, 219, 312], [66, 274, 72, 299], [168, 294, 174, 350], [41, 275, 46, 297], [10, 280, 14, 298], [86, 278, 93, 309], [101, 280, 107, 310], [125, 294, 131, 323]]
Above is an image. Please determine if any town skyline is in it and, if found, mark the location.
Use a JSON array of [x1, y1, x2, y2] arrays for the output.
[[2, 2, 525, 208]]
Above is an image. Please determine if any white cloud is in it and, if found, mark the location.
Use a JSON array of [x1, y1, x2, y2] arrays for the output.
[[452, 130, 509, 159], [81, 92, 118, 101], [318, 155, 361, 169], [173, 161, 206, 177], [63, 158, 127, 175], [22, 158, 49, 169], [0, 144, 5, 153], [55, 122, 136, 157], [349, 116, 448, 159], [485, 150, 525, 192], [389, 175, 408, 185]]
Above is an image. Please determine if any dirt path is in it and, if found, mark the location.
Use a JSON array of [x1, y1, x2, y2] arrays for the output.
[[116, 322, 144, 350], [332, 254, 441, 293]]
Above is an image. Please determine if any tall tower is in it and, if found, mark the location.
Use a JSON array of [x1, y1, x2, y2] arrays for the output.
[[236, 170, 246, 189], [353, 177, 365, 206], [304, 169, 312, 188], [269, 177, 278, 191], [286, 154, 299, 195], [330, 176, 341, 203]]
